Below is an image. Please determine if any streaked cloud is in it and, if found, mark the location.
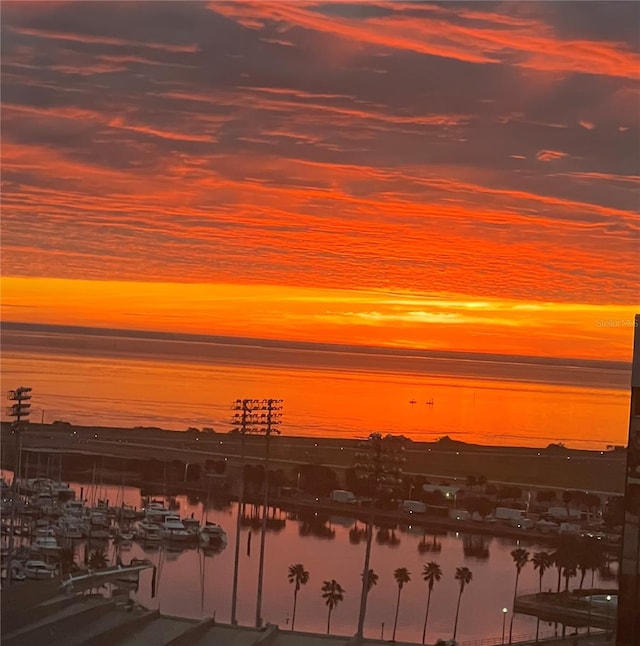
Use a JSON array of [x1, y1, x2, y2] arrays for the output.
[[1, 1, 638, 360]]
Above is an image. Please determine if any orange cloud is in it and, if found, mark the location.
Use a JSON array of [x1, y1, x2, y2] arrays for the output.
[[2, 277, 638, 361], [210, 1, 640, 79], [1, 0, 637, 366], [536, 149, 569, 162], [8, 25, 199, 53]]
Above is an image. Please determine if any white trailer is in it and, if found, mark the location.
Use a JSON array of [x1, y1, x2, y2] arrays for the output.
[[330, 490, 357, 504], [402, 500, 426, 514], [495, 507, 525, 521]]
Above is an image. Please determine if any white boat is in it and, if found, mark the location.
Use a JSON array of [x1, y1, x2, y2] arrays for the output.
[[182, 517, 200, 536], [32, 531, 60, 553], [32, 492, 55, 512], [199, 522, 227, 548], [135, 521, 161, 543], [85, 512, 110, 539], [24, 560, 56, 579], [2, 561, 27, 582], [22, 478, 74, 500], [160, 516, 191, 542], [63, 500, 86, 517], [55, 517, 84, 540], [144, 503, 174, 524]]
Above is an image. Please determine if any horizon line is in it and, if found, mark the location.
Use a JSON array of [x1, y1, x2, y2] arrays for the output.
[[1, 319, 631, 372]]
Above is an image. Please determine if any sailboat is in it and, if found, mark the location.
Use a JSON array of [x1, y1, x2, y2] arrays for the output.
[[199, 477, 227, 551]]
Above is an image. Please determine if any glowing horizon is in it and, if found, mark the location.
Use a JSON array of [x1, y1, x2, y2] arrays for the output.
[[2, 277, 637, 361], [1, 2, 638, 364]]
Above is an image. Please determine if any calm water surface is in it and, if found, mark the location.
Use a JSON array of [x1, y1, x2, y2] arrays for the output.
[[0, 332, 630, 449], [45, 481, 615, 644]]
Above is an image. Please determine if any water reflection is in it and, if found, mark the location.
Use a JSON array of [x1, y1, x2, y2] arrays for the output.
[[299, 511, 335, 540], [418, 532, 443, 554], [21, 479, 616, 644], [463, 534, 491, 560], [376, 526, 401, 547]]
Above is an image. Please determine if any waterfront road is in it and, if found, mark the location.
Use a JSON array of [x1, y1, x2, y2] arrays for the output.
[[1, 422, 625, 494]]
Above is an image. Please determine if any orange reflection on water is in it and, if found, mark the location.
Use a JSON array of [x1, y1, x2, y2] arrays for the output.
[[0, 346, 629, 449]]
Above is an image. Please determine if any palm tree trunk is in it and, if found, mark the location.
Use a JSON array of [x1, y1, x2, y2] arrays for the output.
[[508, 571, 520, 646], [291, 588, 298, 631], [392, 585, 402, 641], [356, 514, 374, 642], [327, 607, 332, 634], [453, 587, 463, 640], [422, 588, 433, 645]]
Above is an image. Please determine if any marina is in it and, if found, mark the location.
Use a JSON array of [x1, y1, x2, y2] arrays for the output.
[[0, 473, 619, 644]]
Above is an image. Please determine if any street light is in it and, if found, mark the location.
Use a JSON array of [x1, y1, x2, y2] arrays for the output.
[[501, 608, 508, 645], [254, 399, 283, 629], [229, 398, 283, 627], [605, 595, 612, 638]]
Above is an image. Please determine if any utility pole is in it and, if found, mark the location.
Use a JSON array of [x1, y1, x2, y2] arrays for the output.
[[5, 386, 33, 585], [353, 433, 405, 643]]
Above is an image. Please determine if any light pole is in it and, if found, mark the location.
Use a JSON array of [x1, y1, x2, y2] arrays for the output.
[[354, 433, 405, 644], [254, 399, 283, 628], [605, 595, 611, 638], [5, 386, 32, 586], [502, 608, 508, 645], [229, 399, 282, 625]]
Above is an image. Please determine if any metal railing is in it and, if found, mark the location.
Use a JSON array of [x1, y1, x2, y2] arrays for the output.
[[461, 628, 606, 646]]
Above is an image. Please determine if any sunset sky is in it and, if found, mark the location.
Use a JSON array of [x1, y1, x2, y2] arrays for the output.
[[1, 1, 638, 361]]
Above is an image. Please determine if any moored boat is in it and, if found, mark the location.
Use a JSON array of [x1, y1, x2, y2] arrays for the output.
[[24, 560, 56, 579], [135, 520, 161, 543], [160, 515, 191, 543], [199, 521, 227, 549]]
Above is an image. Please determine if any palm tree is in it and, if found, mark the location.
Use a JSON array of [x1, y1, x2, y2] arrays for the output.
[[322, 579, 345, 635], [452, 566, 472, 640], [551, 536, 577, 593], [578, 539, 604, 591], [532, 551, 553, 642], [392, 567, 411, 642], [88, 549, 107, 570], [287, 563, 309, 631], [563, 564, 577, 591], [362, 568, 379, 593], [532, 551, 553, 593], [421, 561, 442, 645], [508, 548, 530, 645]]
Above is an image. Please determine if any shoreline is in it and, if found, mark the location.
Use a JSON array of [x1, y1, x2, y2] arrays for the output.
[[1, 421, 627, 494]]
